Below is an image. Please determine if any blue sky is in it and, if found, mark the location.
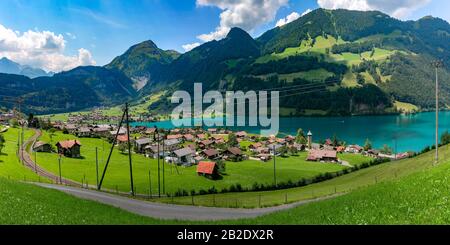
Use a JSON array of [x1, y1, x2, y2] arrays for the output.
[[0, 0, 448, 71]]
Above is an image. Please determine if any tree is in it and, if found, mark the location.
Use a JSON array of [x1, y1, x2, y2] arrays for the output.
[[441, 131, 450, 146], [364, 139, 373, 151], [227, 133, 238, 147], [332, 134, 341, 146], [278, 146, 288, 157], [0, 134, 5, 154], [48, 128, 56, 144], [356, 73, 365, 85], [118, 142, 128, 154], [380, 144, 393, 155], [296, 128, 307, 144], [216, 159, 226, 175]]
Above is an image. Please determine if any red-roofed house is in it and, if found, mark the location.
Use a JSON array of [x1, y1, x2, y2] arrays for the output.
[[117, 134, 129, 143], [197, 161, 217, 179]]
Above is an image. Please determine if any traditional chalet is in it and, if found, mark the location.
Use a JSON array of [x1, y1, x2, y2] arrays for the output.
[[77, 127, 92, 138], [145, 127, 157, 135], [93, 126, 111, 138], [224, 147, 244, 161], [172, 147, 195, 166], [249, 142, 263, 151], [64, 124, 77, 134], [56, 140, 82, 158], [346, 145, 363, 153], [163, 139, 181, 151], [183, 134, 194, 142], [235, 131, 248, 139], [33, 141, 52, 153], [134, 138, 152, 153], [117, 134, 129, 143], [201, 149, 220, 160], [196, 161, 218, 179], [268, 144, 284, 156], [307, 149, 338, 162], [198, 139, 214, 149]]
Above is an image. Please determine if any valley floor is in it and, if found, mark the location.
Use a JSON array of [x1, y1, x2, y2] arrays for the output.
[[1, 126, 450, 224]]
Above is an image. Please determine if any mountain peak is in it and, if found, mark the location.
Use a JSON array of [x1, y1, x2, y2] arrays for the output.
[[226, 27, 251, 39]]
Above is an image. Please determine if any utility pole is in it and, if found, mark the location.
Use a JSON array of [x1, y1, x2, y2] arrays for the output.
[[157, 128, 161, 197], [125, 103, 135, 196], [162, 130, 166, 194], [58, 155, 62, 184], [273, 145, 277, 186], [432, 60, 443, 165], [95, 147, 99, 188]]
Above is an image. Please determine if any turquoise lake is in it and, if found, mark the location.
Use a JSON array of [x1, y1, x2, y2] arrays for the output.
[[133, 111, 450, 153]]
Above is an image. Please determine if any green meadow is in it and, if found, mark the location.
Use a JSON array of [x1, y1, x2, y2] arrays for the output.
[[0, 128, 45, 182], [34, 130, 370, 198]]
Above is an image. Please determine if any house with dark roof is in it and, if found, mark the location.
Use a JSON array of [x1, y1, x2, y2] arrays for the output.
[[201, 149, 220, 160], [134, 138, 152, 153], [56, 140, 82, 158], [33, 141, 52, 153], [172, 147, 195, 166], [223, 147, 244, 161]]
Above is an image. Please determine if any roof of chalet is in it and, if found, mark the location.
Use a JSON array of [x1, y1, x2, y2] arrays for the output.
[[174, 147, 195, 158], [226, 147, 242, 156], [34, 141, 50, 148], [197, 161, 216, 175], [135, 138, 152, 145], [117, 135, 129, 142], [307, 150, 337, 161], [56, 140, 82, 149], [203, 149, 219, 157]]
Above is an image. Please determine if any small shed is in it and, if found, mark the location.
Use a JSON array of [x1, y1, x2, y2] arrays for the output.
[[33, 141, 52, 153]]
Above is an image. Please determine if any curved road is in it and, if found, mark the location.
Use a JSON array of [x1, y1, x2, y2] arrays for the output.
[[22, 129, 342, 221], [20, 129, 81, 187], [33, 183, 341, 221]]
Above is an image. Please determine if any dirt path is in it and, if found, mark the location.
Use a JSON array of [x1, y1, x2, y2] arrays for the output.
[[19, 129, 81, 187]]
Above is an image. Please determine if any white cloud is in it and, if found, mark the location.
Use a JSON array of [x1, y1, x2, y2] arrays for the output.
[[66, 32, 77, 40], [196, 0, 289, 42], [275, 9, 312, 27], [182, 42, 201, 52], [0, 23, 96, 72], [317, 0, 431, 19]]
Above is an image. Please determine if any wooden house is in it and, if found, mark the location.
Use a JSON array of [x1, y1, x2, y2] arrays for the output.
[[56, 140, 82, 158], [33, 141, 52, 153]]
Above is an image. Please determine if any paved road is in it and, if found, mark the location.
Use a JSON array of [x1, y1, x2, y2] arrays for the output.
[[34, 183, 342, 221]]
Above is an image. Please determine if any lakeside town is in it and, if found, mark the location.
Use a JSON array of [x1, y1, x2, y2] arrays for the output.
[[1, 108, 413, 180]]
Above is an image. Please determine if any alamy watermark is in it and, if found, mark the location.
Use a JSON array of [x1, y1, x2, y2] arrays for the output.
[[171, 83, 279, 136]]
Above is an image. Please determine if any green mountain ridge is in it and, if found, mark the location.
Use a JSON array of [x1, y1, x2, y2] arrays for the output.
[[0, 9, 449, 115]]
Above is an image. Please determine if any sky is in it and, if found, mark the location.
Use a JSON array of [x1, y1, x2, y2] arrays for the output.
[[0, 0, 448, 72]]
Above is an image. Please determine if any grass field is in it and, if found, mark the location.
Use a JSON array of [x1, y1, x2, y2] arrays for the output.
[[2, 145, 448, 224], [216, 150, 450, 224], [0, 128, 45, 182], [159, 145, 448, 208], [44, 92, 164, 122], [0, 177, 173, 225], [34, 130, 370, 199]]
